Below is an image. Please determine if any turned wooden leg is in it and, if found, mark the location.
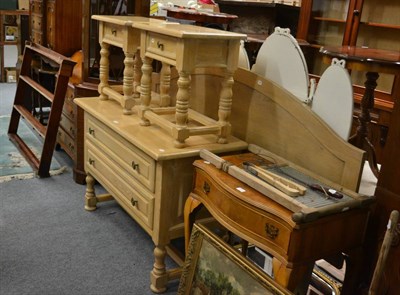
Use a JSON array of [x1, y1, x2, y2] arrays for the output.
[[139, 56, 153, 126], [349, 71, 380, 178], [133, 48, 142, 98], [159, 63, 171, 107], [217, 71, 234, 144], [184, 194, 203, 253], [98, 42, 110, 101], [122, 51, 135, 115], [273, 257, 314, 295], [150, 245, 168, 293], [84, 173, 97, 211], [173, 71, 191, 148]]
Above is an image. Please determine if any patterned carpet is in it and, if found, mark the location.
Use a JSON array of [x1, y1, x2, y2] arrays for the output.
[[0, 115, 66, 182]]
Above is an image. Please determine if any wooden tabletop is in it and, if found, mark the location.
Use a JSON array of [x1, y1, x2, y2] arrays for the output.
[[320, 46, 400, 73]]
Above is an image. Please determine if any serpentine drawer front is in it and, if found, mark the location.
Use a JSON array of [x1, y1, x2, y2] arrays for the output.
[[86, 115, 156, 192], [193, 166, 292, 257]]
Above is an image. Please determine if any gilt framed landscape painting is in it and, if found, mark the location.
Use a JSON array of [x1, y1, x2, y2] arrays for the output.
[[178, 224, 292, 295]]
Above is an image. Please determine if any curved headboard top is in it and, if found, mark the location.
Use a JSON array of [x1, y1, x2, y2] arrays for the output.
[[187, 67, 365, 191]]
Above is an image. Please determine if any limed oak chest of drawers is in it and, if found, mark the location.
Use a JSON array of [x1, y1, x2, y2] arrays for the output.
[[74, 97, 247, 293]]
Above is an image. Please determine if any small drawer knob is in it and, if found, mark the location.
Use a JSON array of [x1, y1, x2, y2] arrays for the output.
[[157, 41, 164, 51], [265, 223, 279, 240], [88, 128, 95, 135], [203, 181, 210, 194], [131, 161, 139, 171], [131, 198, 138, 207]]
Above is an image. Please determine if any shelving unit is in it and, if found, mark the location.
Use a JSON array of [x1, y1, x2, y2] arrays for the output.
[[297, 0, 400, 163], [0, 9, 29, 82]]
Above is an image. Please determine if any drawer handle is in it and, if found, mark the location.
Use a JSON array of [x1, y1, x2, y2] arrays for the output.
[[203, 181, 210, 194], [265, 223, 279, 240], [89, 158, 95, 165], [131, 198, 138, 207], [88, 128, 95, 135], [131, 161, 139, 171], [157, 41, 164, 51], [111, 29, 117, 36]]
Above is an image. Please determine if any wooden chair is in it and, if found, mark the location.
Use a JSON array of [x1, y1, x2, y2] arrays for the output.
[[8, 42, 76, 177]]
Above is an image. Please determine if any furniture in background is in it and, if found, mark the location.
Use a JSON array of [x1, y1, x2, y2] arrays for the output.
[[320, 45, 400, 178], [0, 9, 29, 82], [58, 81, 98, 184], [297, 0, 400, 164], [216, 0, 300, 65], [75, 97, 247, 293], [368, 210, 399, 294], [162, 6, 237, 28], [8, 43, 75, 177], [29, 0, 82, 56], [362, 89, 400, 294]]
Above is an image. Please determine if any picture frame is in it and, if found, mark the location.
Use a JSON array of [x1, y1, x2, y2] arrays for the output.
[[178, 224, 292, 295]]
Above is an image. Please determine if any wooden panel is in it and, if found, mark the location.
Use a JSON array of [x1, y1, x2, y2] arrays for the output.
[[86, 114, 156, 192]]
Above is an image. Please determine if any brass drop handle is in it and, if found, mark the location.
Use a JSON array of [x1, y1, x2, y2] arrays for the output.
[[89, 158, 95, 165], [265, 223, 279, 240], [89, 128, 95, 135], [157, 41, 164, 51], [131, 198, 138, 207], [203, 181, 210, 194], [131, 161, 139, 171]]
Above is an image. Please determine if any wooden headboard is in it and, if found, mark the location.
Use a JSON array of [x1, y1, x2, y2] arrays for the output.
[[169, 67, 365, 191]]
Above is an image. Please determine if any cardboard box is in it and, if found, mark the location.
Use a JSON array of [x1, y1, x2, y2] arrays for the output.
[[18, 0, 29, 10], [6, 69, 17, 83]]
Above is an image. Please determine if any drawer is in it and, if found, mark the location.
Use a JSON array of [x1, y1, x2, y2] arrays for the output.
[[86, 141, 154, 230], [31, 32, 43, 45], [64, 85, 75, 104], [145, 32, 177, 62], [194, 168, 292, 258], [101, 23, 128, 48], [59, 114, 76, 139], [31, 17, 43, 31], [86, 115, 156, 192], [31, 1, 44, 14], [63, 99, 75, 121], [57, 127, 75, 157]]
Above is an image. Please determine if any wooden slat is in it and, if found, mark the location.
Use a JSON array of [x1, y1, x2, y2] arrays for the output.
[[19, 75, 54, 103], [8, 133, 40, 171], [13, 104, 47, 137]]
